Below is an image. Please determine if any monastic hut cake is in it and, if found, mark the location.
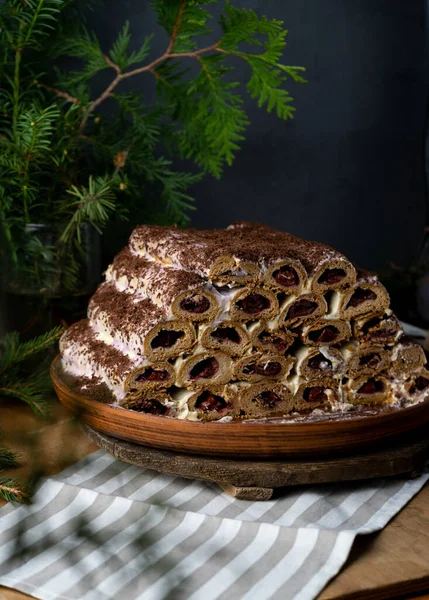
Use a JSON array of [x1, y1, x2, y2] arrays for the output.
[[60, 222, 429, 421]]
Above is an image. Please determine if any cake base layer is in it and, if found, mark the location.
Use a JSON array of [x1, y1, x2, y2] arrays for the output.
[[52, 355, 429, 459], [83, 423, 429, 501]]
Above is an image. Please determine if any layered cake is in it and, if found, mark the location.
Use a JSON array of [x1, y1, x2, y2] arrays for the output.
[[60, 222, 429, 421]]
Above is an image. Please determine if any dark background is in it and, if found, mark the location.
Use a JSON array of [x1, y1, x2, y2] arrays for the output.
[[90, 0, 429, 273]]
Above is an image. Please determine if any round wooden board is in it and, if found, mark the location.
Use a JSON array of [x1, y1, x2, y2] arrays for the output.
[[51, 355, 429, 459], [83, 424, 429, 500]]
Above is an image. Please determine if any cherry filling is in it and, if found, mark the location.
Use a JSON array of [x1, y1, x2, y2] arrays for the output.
[[190, 357, 219, 380], [211, 327, 241, 344], [135, 368, 169, 383], [362, 317, 397, 340], [358, 378, 384, 395], [272, 266, 299, 288], [243, 361, 282, 377], [410, 376, 429, 395], [254, 391, 282, 408], [318, 268, 346, 285], [308, 325, 338, 343], [359, 353, 381, 368], [287, 299, 318, 319], [195, 391, 227, 412], [347, 287, 377, 309], [180, 294, 210, 314], [138, 399, 168, 415], [303, 387, 328, 403], [258, 331, 290, 352], [308, 354, 332, 372], [236, 293, 270, 315], [151, 329, 184, 349]]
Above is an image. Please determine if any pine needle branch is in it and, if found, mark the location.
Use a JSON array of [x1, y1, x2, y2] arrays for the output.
[[0, 476, 28, 503]]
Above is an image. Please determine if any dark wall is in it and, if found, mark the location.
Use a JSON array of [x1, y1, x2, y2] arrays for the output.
[[91, 0, 429, 272]]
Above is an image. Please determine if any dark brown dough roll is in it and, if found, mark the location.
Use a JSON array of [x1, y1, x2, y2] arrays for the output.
[[199, 321, 251, 356], [301, 319, 351, 347], [294, 346, 346, 380], [233, 353, 295, 383], [342, 342, 389, 379], [186, 386, 237, 421], [124, 361, 176, 392], [263, 259, 307, 294], [227, 221, 357, 292], [236, 382, 293, 419], [249, 322, 296, 355], [339, 269, 390, 320], [346, 375, 391, 406], [88, 282, 196, 361], [279, 293, 328, 328], [292, 379, 339, 411], [401, 368, 429, 400], [176, 351, 232, 388], [129, 225, 261, 286], [353, 311, 402, 345], [119, 390, 173, 416], [229, 287, 279, 321], [106, 247, 219, 322], [390, 336, 427, 376], [60, 319, 139, 400]]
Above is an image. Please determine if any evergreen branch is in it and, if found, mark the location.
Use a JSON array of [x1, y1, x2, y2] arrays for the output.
[[0, 446, 19, 468], [0, 326, 64, 370], [0, 386, 48, 416], [59, 174, 118, 243], [0, 476, 28, 503], [167, 0, 187, 54]]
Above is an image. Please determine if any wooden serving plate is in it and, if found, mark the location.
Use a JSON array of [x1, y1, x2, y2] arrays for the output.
[[51, 355, 429, 460]]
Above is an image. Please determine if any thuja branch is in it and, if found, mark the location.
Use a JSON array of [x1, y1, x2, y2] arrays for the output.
[[78, 41, 221, 131]]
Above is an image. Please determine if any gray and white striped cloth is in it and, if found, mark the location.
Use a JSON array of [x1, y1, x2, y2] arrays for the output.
[[0, 450, 428, 600]]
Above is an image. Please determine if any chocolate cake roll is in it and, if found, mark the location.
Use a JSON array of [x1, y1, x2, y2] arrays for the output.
[[176, 351, 232, 388], [346, 375, 392, 406], [402, 369, 429, 400], [199, 321, 251, 356], [390, 336, 427, 377], [186, 386, 237, 421], [249, 321, 296, 354], [236, 382, 293, 419], [88, 283, 196, 360], [130, 225, 260, 286], [119, 390, 174, 416], [294, 346, 345, 380], [106, 247, 219, 322], [234, 353, 295, 382], [60, 320, 137, 399], [263, 259, 307, 293], [229, 287, 278, 321], [353, 311, 402, 345], [292, 379, 339, 411], [124, 361, 176, 392], [227, 221, 357, 292], [279, 293, 327, 328], [301, 319, 351, 347], [340, 269, 390, 320], [341, 342, 389, 379]]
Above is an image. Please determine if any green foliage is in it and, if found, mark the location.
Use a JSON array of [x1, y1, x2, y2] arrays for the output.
[[0, 326, 64, 416], [0, 326, 63, 503], [0, 0, 305, 291], [0, 433, 23, 503]]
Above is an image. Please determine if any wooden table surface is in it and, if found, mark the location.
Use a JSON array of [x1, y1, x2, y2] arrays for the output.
[[1, 397, 429, 600]]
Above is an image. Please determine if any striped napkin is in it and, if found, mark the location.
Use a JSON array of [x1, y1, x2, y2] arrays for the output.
[[0, 450, 428, 600]]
